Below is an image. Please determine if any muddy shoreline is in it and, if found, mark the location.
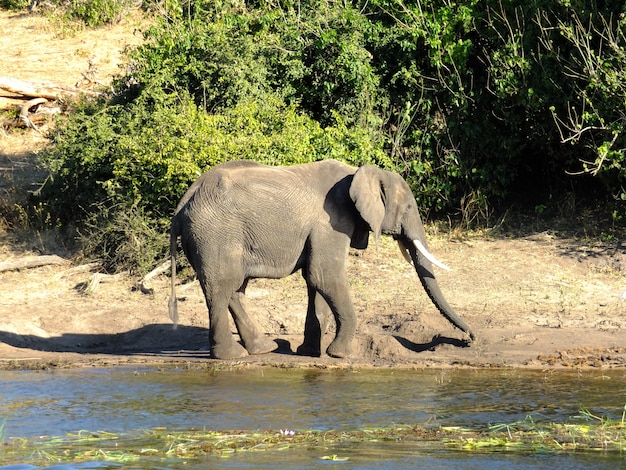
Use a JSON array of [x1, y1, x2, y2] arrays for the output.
[[1, 235, 625, 371]]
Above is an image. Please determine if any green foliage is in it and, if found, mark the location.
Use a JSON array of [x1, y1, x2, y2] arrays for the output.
[[0, 0, 132, 26], [125, 5, 270, 111], [40, 88, 385, 270], [80, 204, 169, 273], [64, 0, 128, 27], [366, 0, 490, 212], [32, 0, 626, 270], [124, 0, 382, 127], [365, 0, 626, 215], [539, 3, 626, 190], [0, 0, 30, 10]]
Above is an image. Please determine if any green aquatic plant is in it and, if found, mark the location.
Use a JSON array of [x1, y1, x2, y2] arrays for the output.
[[455, 411, 626, 452], [1, 412, 625, 466]]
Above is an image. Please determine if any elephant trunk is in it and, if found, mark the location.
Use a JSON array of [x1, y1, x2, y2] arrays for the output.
[[399, 238, 475, 341]]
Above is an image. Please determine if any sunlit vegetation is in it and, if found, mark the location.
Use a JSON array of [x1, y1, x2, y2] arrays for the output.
[[2, 410, 625, 466], [2, 0, 625, 270]]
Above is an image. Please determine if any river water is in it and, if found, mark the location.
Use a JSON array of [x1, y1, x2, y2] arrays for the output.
[[1, 367, 625, 468]]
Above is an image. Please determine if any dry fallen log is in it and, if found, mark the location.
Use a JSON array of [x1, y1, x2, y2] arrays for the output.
[[138, 259, 172, 294], [2, 98, 62, 129], [0, 97, 28, 111], [20, 97, 48, 130], [0, 76, 100, 101], [1, 77, 98, 130], [0, 255, 69, 273], [79, 271, 127, 294]]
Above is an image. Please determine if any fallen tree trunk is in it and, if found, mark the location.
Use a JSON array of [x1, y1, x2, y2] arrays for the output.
[[138, 259, 172, 294], [0, 76, 100, 101], [1, 97, 63, 130], [0, 255, 70, 273], [19, 97, 48, 130], [0, 97, 28, 110]]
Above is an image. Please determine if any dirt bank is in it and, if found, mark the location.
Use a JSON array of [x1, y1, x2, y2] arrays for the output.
[[0, 233, 625, 370]]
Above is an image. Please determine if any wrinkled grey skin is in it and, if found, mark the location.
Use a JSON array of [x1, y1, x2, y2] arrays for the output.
[[169, 159, 475, 360]]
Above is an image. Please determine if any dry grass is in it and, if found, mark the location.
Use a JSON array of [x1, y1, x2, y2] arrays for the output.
[[0, 8, 147, 86]]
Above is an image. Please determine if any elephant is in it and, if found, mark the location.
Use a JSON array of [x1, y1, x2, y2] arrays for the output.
[[168, 159, 475, 360]]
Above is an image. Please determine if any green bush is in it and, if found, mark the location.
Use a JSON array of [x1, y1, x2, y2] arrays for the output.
[[65, 0, 128, 27], [364, 0, 626, 216], [33, 0, 626, 271], [39, 89, 386, 271], [0, 0, 30, 10], [1, 0, 131, 26], [79, 204, 168, 273]]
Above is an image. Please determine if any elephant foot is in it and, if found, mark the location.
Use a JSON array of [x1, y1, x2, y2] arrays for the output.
[[211, 341, 249, 360], [244, 336, 277, 355], [296, 342, 321, 358], [326, 340, 351, 359]]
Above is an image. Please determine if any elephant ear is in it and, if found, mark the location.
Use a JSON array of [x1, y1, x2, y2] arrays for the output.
[[349, 164, 385, 242]]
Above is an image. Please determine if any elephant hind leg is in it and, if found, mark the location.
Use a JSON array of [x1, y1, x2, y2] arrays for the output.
[[199, 276, 249, 360], [207, 306, 249, 360], [229, 287, 276, 355]]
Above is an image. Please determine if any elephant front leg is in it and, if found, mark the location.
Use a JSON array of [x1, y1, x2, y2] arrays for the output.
[[296, 288, 330, 357], [325, 300, 356, 358], [229, 289, 277, 355], [311, 274, 356, 359]]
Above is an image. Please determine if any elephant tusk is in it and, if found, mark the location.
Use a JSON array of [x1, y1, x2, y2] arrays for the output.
[[397, 240, 413, 265], [413, 239, 451, 271]]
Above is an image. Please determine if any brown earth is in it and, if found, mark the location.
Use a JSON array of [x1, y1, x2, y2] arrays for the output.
[[1, 10, 625, 371]]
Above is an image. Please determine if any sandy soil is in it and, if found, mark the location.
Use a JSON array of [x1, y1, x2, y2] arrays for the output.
[[1, 10, 625, 370], [0, 8, 145, 85], [1, 232, 625, 370]]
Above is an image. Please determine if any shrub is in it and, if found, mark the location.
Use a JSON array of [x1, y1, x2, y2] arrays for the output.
[[33, 0, 626, 271], [1, 0, 131, 26], [64, 0, 128, 27], [0, 0, 30, 10], [39, 89, 386, 271]]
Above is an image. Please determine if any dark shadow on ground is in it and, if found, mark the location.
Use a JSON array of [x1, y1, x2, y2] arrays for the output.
[[0, 326, 471, 359], [0, 324, 212, 357], [394, 334, 471, 352], [272, 338, 296, 355]]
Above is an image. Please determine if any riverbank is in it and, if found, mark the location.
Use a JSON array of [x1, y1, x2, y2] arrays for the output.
[[0, 232, 625, 370]]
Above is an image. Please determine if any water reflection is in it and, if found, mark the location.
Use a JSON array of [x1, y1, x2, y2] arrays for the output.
[[2, 368, 626, 437]]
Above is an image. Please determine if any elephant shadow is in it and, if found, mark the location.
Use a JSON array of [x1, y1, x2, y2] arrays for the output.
[[0, 324, 212, 358], [0, 326, 470, 359], [272, 335, 471, 357], [393, 335, 471, 353]]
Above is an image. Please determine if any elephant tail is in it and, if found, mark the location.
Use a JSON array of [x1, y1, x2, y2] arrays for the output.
[[168, 218, 179, 329]]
